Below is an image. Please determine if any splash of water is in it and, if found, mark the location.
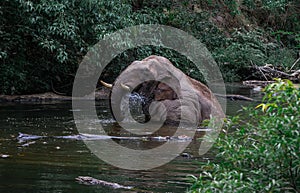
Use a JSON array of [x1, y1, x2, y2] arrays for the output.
[[121, 92, 147, 123]]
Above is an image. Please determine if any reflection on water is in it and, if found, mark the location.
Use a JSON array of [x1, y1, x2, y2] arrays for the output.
[[224, 83, 263, 116], [0, 102, 204, 193], [0, 84, 260, 192]]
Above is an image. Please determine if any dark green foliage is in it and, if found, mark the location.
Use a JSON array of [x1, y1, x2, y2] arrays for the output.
[[0, 0, 133, 94], [242, 0, 300, 31], [1, 0, 299, 94], [213, 29, 298, 81], [188, 79, 300, 192], [102, 46, 206, 84]]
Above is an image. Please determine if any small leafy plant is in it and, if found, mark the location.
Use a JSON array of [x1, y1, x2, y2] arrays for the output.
[[188, 79, 300, 192]]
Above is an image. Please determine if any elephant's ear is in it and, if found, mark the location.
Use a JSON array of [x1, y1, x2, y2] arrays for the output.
[[159, 73, 181, 90], [155, 71, 171, 86]]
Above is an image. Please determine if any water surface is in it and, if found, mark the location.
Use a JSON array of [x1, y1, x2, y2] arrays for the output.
[[0, 84, 260, 193]]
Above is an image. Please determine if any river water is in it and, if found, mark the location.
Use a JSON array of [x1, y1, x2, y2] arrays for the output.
[[0, 84, 262, 193]]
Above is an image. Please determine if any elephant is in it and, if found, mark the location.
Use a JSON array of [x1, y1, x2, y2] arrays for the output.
[[101, 55, 225, 126]]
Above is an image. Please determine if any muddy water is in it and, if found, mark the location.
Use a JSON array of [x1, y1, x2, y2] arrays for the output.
[[0, 85, 261, 193]]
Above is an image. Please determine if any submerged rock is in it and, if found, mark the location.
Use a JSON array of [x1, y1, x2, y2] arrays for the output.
[[76, 176, 133, 189]]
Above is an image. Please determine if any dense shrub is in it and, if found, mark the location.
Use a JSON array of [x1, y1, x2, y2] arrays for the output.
[[188, 79, 300, 192], [213, 29, 298, 81], [0, 0, 133, 94]]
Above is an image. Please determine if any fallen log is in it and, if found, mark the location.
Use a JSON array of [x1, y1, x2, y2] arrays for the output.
[[243, 80, 275, 88], [259, 66, 290, 78], [214, 93, 254, 101], [250, 64, 300, 82]]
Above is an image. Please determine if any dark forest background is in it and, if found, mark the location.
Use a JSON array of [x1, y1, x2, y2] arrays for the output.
[[1, 0, 299, 95]]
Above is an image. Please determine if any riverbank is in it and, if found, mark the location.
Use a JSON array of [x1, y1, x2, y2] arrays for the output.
[[0, 83, 261, 103], [0, 88, 110, 102]]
